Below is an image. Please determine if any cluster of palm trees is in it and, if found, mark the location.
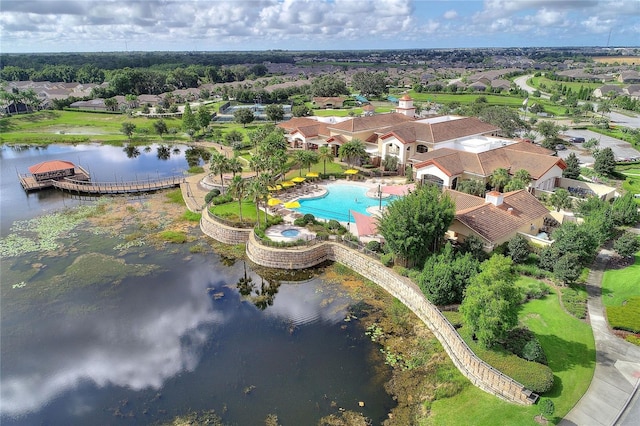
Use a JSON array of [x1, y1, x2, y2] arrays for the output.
[[0, 86, 40, 114]]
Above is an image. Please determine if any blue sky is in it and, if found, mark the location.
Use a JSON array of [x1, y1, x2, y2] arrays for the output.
[[1, 0, 638, 53]]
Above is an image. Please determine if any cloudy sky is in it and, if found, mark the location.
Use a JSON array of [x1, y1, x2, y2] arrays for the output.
[[1, 0, 638, 53]]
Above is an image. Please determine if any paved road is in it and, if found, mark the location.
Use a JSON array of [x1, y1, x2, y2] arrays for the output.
[[555, 129, 640, 165], [559, 251, 640, 426]]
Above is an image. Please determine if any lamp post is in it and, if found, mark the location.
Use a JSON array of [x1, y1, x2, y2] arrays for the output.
[[378, 184, 382, 210]]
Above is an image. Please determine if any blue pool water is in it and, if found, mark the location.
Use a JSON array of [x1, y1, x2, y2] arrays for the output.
[[281, 228, 301, 237], [296, 184, 391, 222]]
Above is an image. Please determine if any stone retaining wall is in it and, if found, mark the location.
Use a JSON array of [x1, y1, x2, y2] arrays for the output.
[[245, 234, 535, 405], [200, 211, 251, 245]]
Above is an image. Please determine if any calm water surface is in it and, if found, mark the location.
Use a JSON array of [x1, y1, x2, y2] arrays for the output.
[[0, 144, 394, 424]]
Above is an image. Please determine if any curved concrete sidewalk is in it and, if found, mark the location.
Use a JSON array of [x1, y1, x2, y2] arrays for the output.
[[560, 251, 640, 426]]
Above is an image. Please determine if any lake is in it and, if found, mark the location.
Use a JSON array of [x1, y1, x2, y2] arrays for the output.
[[0, 144, 394, 425]]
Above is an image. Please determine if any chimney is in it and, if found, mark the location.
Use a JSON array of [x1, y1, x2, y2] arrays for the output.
[[507, 207, 514, 214], [485, 191, 504, 206]]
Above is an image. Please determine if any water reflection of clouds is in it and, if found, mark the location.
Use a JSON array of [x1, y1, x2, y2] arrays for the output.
[[261, 279, 349, 326], [0, 265, 227, 417]]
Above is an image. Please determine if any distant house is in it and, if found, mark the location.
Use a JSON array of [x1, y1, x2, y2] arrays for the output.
[[445, 189, 552, 251], [618, 70, 640, 84], [592, 84, 624, 98], [312, 97, 346, 109]]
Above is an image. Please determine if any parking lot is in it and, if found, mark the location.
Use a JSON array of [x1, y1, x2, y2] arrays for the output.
[[555, 129, 640, 165]]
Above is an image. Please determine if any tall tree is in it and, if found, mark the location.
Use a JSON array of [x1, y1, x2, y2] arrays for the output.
[[196, 107, 212, 132], [338, 139, 368, 167], [246, 175, 269, 227], [228, 175, 247, 222], [489, 168, 510, 192], [536, 120, 560, 140], [351, 71, 388, 97], [377, 184, 455, 267], [460, 255, 522, 348], [478, 106, 525, 138], [611, 192, 640, 226], [120, 122, 136, 141], [153, 119, 168, 138], [593, 147, 616, 175], [227, 157, 243, 177], [182, 103, 199, 134], [210, 152, 229, 192], [317, 145, 334, 176], [418, 243, 480, 305], [234, 108, 255, 127], [265, 104, 285, 123], [549, 188, 572, 212], [457, 179, 486, 197], [563, 153, 581, 179]]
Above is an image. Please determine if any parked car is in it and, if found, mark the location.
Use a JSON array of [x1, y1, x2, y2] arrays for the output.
[[555, 144, 566, 150], [569, 137, 585, 143]]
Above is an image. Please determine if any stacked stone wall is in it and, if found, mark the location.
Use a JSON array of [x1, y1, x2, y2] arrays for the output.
[[245, 232, 331, 269], [200, 212, 251, 245]]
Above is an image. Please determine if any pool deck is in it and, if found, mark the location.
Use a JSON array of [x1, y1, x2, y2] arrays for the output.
[[264, 224, 315, 242]]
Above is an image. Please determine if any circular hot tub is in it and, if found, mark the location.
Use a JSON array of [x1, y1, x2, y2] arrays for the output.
[[281, 228, 301, 238]]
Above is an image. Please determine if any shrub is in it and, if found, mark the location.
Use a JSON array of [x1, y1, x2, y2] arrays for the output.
[[302, 213, 316, 224], [521, 280, 550, 301], [327, 219, 342, 230], [205, 189, 221, 204], [503, 327, 548, 364], [365, 240, 382, 253], [508, 234, 530, 264], [381, 253, 394, 267], [211, 194, 233, 205], [293, 217, 307, 227], [315, 231, 330, 241], [561, 285, 588, 319]]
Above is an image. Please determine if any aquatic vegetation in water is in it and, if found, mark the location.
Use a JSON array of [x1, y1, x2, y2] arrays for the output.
[[12, 281, 26, 289], [0, 204, 104, 258]]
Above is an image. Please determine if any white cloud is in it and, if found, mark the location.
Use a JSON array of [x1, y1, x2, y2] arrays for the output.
[[0, 0, 637, 51], [444, 10, 458, 20]]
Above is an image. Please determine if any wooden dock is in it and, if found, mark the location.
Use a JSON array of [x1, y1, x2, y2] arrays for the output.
[[19, 166, 91, 191], [51, 175, 185, 195]]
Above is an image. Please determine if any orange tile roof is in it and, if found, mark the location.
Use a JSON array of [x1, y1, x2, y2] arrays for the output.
[[380, 117, 499, 144], [328, 112, 412, 133], [413, 144, 565, 180], [28, 160, 76, 174], [454, 190, 549, 244], [277, 117, 319, 132]]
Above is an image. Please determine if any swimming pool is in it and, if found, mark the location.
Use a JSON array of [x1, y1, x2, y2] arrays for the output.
[[295, 184, 392, 222]]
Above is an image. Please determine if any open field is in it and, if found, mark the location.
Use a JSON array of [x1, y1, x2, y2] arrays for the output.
[[592, 56, 640, 65], [529, 76, 605, 93], [602, 254, 640, 334]]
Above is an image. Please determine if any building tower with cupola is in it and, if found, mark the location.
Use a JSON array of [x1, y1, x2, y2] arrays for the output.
[[395, 94, 416, 118]]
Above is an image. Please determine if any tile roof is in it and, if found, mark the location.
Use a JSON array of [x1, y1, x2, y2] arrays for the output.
[[380, 116, 499, 144], [29, 160, 76, 174], [413, 143, 564, 179], [277, 117, 319, 132], [328, 112, 412, 133], [453, 189, 549, 244]]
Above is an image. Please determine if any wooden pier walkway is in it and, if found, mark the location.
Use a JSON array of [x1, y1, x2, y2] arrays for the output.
[[51, 175, 185, 195]]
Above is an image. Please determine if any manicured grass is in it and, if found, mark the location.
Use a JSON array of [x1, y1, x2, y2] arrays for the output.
[[0, 110, 187, 144], [408, 91, 526, 107], [602, 254, 640, 332], [210, 199, 260, 223], [529, 76, 604, 93], [429, 284, 595, 425], [519, 287, 595, 418], [285, 157, 345, 178]]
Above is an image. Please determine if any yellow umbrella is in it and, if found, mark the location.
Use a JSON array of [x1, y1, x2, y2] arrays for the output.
[[267, 198, 282, 206], [281, 181, 296, 188], [292, 176, 306, 183], [345, 169, 359, 175], [268, 184, 282, 191], [284, 201, 300, 208], [306, 172, 319, 178]]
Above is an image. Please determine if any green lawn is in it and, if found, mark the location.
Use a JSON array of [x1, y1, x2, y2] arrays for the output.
[[528, 76, 604, 93], [0, 110, 187, 145], [210, 199, 273, 224], [285, 157, 345, 178], [408, 91, 526, 107], [429, 284, 595, 425], [602, 254, 640, 333]]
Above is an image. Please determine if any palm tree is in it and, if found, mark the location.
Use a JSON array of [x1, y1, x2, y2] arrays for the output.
[[228, 157, 243, 177], [489, 168, 510, 192], [229, 175, 247, 222], [513, 169, 531, 185], [210, 152, 229, 193], [293, 150, 308, 177], [246, 174, 269, 227], [338, 138, 368, 167], [318, 145, 333, 176]]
